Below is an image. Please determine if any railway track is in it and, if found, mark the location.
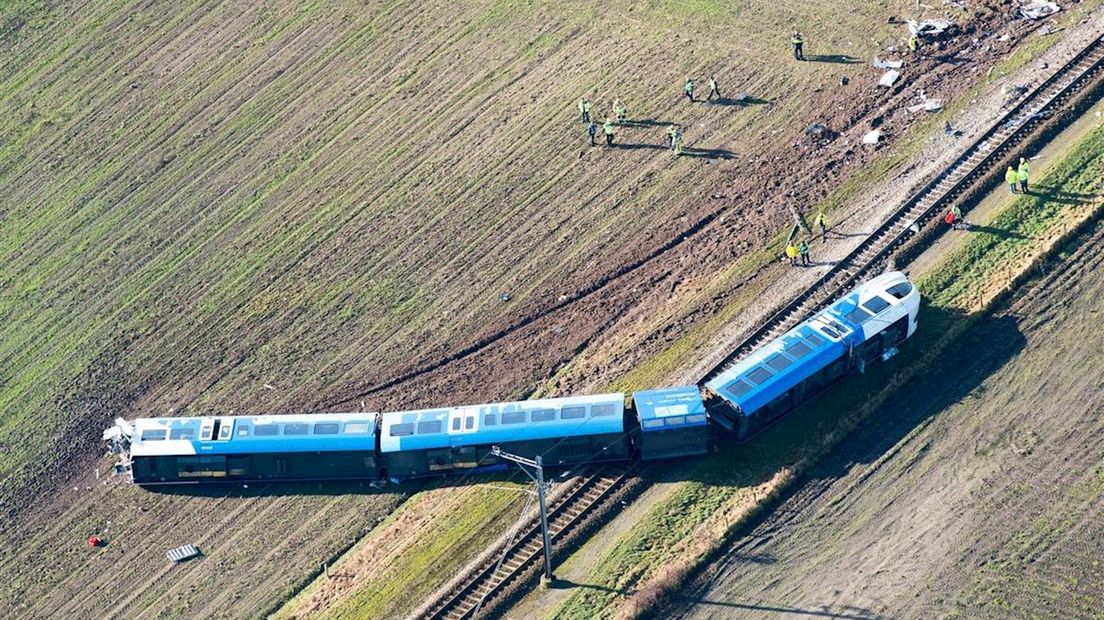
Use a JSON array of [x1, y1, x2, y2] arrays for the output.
[[700, 34, 1104, 386], [415, 463, 637, 620], [415, 34, 1104, 620]]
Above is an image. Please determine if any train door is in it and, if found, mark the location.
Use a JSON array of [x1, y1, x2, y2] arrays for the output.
[[448, 408, 479, 469]]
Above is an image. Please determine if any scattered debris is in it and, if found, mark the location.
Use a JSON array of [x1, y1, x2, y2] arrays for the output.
[[909, 98, 945, 113], [908, 19, 956, 40], [839, 76, 849, 86], [1020, 1, 1060, 20], [1038, 24, 1064, 37], [943, 0, 966, 9], [873, 56, 904, 70], [945, 122, 962, 137], [735, 92, 749, 103], [167, 544, 202, 563], [998, 33, 1011, 42], [862, 129, 883, 145], [88, 536, 104, 548], [1001, 84, 1029, 107], [262, 383, 276, 390], [805, 123, 836, 142], [879, 70, 901, 88], [499, 292, 511, 302]]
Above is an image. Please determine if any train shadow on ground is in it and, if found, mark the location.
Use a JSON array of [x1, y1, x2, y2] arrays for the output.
[[665, 300, 1027, 613]]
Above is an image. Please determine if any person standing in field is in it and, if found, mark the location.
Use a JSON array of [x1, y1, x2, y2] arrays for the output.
[[579, 97, 591, 123], [1005, 165, 1019, 194], [798, 239, 811, 265], [813, 211, 828, 239], [666, 124, 678, 150], [791, 31, 804, 61], [1018, 157, 1030, 193], [685, 77, 695, 102], [587, 120, 597, 146], [603, 119, 615, 145], [613, 98, 628, 123], [908, 34, 920, 55], [785, 241, 800, 266], [707, 75, 720, 101]]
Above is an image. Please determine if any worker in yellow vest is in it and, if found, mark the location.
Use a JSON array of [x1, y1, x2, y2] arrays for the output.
[[1005, 165, 1019, 194], [1017, 157, 1030, 193]]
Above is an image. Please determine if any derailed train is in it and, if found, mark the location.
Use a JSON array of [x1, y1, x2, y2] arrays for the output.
[[103, 271, 920, 485]]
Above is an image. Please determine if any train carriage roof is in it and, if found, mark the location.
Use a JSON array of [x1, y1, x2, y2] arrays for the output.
[[705, 274, 912, 416], [379, 393, 625, 453], [129, 412, 378, 457], [633, 386, 707, 433]]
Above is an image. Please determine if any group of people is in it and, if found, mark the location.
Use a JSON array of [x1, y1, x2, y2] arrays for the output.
[[575, 73, 726, 151], [1005, 157, 1031, 194], [783, 212, 829, 267]]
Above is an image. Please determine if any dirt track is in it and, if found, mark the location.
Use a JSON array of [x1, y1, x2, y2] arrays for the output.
[[667, 220, 1104, 619]]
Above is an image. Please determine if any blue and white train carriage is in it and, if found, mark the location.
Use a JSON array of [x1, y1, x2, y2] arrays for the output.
[[124, 413, 379, 483], [704, 271, 920, 440], [378, 393, 631, 479]]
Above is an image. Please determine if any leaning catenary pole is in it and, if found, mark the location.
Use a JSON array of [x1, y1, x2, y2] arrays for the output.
[[491, 446, 555, 583]]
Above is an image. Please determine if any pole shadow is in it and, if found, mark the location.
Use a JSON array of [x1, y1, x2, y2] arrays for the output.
[[967, 224, 1031, 240], [706, 96, 772, 107], [804, 54, 862, 64], [619, 119, 673, 127], [680, 147, 735, 160]]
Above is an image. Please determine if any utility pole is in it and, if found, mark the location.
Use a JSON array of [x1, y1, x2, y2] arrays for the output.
[[491, 446, 555, 584]]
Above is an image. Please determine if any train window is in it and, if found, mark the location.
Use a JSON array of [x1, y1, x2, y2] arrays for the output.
[[818, 325, 841, 339], [686, 414, 707, 424], [886, 282, 913, 299], [862, 296, 890, 314], [254, 424, 279, 436], [561, 406, 586, 420], [219, 425, 232, 439], [766, 354, 793, 373], [237, 426, 250, 437], [451, 417, 462, 431], [141, 429, 167, 441], [344, 422, 371, 434], [483, 413, 497, 426], [390, 423, 414, 436], [501, 411, 526, 425], [465, 416, 474, 430], [745, 366, 774, 385], [664, 416, 686, 427], [283, 423, 309, 435], [169, 427, 195, 440], [642, 419, 665, 430], [313, 423, 340, 435], [419, 420, 443, 434], [592, 404, 617, 417], [803, 332, 825, 346], [724, 378, 754, 398], [785, 340, 812, 358], [844, 307, 872, 325], [531, 409, 556, 422]]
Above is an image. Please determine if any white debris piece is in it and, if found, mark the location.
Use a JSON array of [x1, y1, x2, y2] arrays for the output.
[[879, 70, 901, 87], [862, 129, 883, 144], [1020, 1, 1060, 20], [873, 56, 904, 69], [908, 19, 955, 38], [923, 99, 944, 112], [167, 544, 202, 563]]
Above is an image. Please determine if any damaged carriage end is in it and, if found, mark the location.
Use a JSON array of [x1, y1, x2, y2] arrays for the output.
[[102, 418, 134, 477]]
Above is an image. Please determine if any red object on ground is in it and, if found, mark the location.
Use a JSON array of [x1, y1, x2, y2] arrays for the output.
[[944, 211, 956, 226], [88, 536, 102, 548]]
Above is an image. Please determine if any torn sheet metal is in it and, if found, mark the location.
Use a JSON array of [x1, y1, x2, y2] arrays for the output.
[[873, 56, 904, 69], [1020, 1, 1060, 20], [879, 70, 901, 87]]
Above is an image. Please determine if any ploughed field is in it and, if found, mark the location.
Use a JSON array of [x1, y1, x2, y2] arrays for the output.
[[0, 0, 1049, 617]]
